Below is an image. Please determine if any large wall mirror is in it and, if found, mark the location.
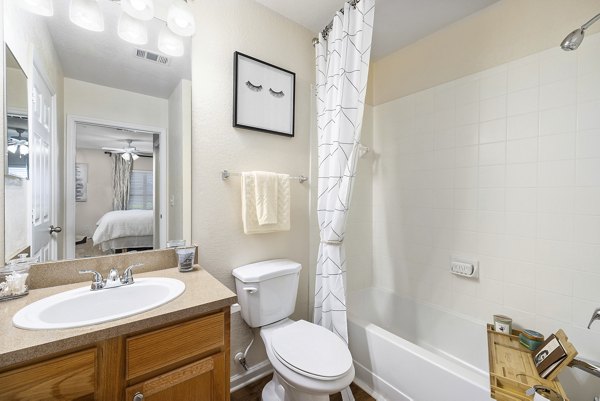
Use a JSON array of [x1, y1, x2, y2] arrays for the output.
[[4, 0, 192, 262]]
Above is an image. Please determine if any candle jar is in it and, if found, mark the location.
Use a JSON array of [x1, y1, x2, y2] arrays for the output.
[[0, 254, 37, 301]]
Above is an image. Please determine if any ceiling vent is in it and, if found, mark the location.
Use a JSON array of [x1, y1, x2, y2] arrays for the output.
[[135, 49, 170, 65]]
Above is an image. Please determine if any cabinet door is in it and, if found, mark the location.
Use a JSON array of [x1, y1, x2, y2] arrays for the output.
[[0, 348, 96, 401], [125, 352, 227, 401]]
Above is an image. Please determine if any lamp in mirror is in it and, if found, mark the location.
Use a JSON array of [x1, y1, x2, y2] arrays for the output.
[[70, 0, 105, 32], [167, 0, 195, 37], [121, 0, 154, 21], [118, 12, 148, 45], [158, 24, 184, 57]]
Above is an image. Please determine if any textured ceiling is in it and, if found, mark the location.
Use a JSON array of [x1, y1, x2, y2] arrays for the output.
[[253, 0, 500, 60], [45, 0, 191, 99], [76, 124, 155, 154]]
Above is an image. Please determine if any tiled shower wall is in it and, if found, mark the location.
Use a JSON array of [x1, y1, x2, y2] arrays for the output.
[[372, 34, 600, 356]]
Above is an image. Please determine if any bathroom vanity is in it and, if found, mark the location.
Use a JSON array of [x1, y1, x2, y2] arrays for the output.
[[0, 265, 236, 401]]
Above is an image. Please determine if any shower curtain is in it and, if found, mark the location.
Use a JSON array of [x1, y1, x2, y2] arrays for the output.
[[111, 154, 133, 210], [314, 0, 374, 389]]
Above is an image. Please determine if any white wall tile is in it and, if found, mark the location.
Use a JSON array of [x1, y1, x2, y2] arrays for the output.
[[504, 260, 535, 287], [455, 123, 479, 147], [454, 209, 478, 231], [577, 71, 600, 103], [479, 165, 505, 188], [455, 145, 478, 168], [455, 78, 480, 105], [535, 290, 572, 322], [508, 56, 539, 92], [576, 130, 600, 159], [456, 102, 479, 126], [576, 158, 600, 186], [507, 138, 537, 164], [537, 187, 573, 213], [540, 48, 577, 84], [507, 87, 539, 116], [539, 105, 576, 136], [507, 112, 538, 140], [574, 214, 600, 244], [479, 142, 506, 166], [454, 188, 478, 210], [577, 100, 600, 131], [454, 167, 478, 188], [506, 188, 537, 212], [480, 70, 507, 100], [478, 188, 505, 211], [537, 213, 574, 241], [480, 118, 506, 144], [538, 133, 575, 161], [478, 211, 505, 234], [535, 265, 573, 296], [573, 272, 600, 303], [480, 95, 507, 121], [506, 163, 537, 187], [505, 212, 536, 238], [539, 79, 577, 110], [538, 160, 575, 187], [575, 187, 600, 215]]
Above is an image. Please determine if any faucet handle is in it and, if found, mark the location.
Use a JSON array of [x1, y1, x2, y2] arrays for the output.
[[122, 263, 144, 284], [79, 269, 104, 290], [588, 307, 600, 329]]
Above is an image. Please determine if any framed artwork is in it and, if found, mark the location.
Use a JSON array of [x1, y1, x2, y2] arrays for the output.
[[75, 163, 88, 202], [233, 51, 295, 137]]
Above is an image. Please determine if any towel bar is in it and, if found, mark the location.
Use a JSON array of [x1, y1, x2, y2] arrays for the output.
[[221, 170, 308, 183]]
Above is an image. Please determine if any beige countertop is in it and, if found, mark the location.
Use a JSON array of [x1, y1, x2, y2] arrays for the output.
[[0, 266, 236, 369]]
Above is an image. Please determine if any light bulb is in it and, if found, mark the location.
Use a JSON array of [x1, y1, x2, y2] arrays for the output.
[[122, 153, 131, 161], [7, 144, 17, 154], [20, 145, 29, 155], [121, 0, 154, 21], [118, 12, 148, 45], [69, 0, 104, 32], [131, 153, 139, 161], [19, 0, 53, 17], [167, 0, 195, 37], [158, 25, 184, 57]]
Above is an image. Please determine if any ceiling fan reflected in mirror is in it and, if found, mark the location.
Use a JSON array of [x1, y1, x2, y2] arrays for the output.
[[102, 139, 150, 161], [8, 129, 29, 158]]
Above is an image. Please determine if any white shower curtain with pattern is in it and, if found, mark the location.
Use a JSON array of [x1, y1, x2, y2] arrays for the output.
[[314, 0, 374, 354]]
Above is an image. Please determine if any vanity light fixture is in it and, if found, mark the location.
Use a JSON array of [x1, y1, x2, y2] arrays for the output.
[[118, 12, 148, 45], [121, 152, 139, 161], [167, 0, 195, 37], [19, 0, 54, 17], [158, 25, 184, 57], [121, 0, 154, 21], [69, 0, 105, 32]]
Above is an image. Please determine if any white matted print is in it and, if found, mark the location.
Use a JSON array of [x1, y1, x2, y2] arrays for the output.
[[233, 52, 295, 137], [75, 163, 88, 202]]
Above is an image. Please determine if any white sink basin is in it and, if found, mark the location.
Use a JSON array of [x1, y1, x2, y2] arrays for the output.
[[13, 277, 185, 330]]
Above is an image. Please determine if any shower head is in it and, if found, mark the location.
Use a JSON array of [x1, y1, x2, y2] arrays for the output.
[[561, 28, 585, 51], [561, 12, 600, 51]]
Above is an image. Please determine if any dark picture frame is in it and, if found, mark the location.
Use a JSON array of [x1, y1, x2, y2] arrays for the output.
[[233, 51, 295, 137]]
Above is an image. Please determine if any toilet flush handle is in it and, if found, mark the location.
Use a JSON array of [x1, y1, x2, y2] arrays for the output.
[[243, 287, 258, 294]]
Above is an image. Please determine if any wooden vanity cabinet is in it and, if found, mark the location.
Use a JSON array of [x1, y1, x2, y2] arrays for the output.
[[0, 309, 230, 401]]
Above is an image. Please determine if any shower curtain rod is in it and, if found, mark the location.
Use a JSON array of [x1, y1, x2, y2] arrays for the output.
[[312, 0, 361, 45]]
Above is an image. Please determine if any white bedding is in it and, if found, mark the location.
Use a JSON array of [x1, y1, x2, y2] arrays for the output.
[[92, 210, 153, 247]]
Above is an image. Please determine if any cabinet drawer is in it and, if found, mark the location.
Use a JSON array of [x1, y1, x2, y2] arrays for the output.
[[126, 312, 225, 381], [0, 348, 96, 401]]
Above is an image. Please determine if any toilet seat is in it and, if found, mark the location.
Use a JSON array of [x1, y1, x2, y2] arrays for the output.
[[270, 320, 353, 381]]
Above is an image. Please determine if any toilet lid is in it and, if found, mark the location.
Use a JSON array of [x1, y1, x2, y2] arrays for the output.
[[270, 320, 353, 380]]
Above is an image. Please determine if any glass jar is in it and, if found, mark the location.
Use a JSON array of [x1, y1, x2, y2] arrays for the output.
[[0, 254, 38, 301]]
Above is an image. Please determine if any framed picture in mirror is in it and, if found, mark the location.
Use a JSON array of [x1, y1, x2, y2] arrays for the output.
[[233, 51, 295, 137]]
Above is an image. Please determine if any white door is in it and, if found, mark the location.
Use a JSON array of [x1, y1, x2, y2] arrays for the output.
[[30, 65, 57, 262]]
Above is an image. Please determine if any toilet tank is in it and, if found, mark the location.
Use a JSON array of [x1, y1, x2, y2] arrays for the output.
[[232, 259, 301, 327]]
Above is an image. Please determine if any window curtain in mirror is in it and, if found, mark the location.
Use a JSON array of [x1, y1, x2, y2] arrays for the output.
[[314, 3, 374, 398], [111, 154, 133, 210]]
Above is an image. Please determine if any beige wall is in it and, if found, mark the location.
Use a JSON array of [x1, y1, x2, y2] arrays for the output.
[[167, 79, 191, 242], [64, 78, 168, 128], [4, 0, 64, 259], [75, 149, 152, 238], [369, 0, 600, 105], [190, 0, 314, 377]]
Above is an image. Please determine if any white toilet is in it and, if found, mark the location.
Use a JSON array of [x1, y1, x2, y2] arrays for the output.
[[232, 259, 355, 401]]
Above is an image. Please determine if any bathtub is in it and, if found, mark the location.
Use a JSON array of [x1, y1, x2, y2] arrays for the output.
[[347, 288, 493, 401]]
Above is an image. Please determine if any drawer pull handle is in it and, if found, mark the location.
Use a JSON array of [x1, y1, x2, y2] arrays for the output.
[[133, 392, 144, 401]]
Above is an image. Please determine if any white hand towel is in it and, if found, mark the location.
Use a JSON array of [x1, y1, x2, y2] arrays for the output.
[[253, 171, 278, 225], [241, 172, 290, 234]]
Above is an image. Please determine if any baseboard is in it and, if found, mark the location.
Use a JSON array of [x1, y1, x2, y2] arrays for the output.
[[230, 360, 273, 393]]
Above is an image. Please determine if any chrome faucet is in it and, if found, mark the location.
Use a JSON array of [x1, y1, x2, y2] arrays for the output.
[[588, 307, 600, 329], [78, 263, 144, 291]]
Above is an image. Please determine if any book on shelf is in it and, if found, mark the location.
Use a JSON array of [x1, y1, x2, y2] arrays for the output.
[[533, 333, 567, 379]]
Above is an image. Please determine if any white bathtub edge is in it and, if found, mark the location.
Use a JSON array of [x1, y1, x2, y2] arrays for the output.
[[353, 359, 413, 401]]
